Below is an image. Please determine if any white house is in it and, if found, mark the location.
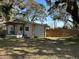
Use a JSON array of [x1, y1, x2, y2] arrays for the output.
[[5, 19, 48, 38]]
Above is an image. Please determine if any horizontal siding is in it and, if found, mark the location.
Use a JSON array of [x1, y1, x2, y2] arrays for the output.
[[34, 25, 45, 37]]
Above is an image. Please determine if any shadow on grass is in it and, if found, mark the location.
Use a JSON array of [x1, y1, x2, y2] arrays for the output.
[[0, 38, 79, 59], [0, 38, 25, 47]]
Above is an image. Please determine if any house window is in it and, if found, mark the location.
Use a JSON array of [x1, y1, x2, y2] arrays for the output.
[[25, 27, 29, 31], [20, 26, 23, 31]]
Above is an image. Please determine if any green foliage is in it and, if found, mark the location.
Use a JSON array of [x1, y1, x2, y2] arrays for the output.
[[0, 3, 13, 21], [45, 0, 79, 28], [0, 0, 47, 23]]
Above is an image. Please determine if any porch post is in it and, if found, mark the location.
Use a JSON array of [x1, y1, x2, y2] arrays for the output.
[[14, 25, 15, 35], [23, 24, 25, 37], [6, 24, 8, 34]]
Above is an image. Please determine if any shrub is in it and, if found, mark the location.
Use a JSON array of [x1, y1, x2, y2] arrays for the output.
[[24, 34, 30, 39], [0, 30, 6, 38], [34, 36, 38, 38]]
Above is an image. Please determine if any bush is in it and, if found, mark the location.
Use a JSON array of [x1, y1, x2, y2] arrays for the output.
[[24, 34, 30, 39], [34, 36, 38, 38], [0, 30, 6, 38]]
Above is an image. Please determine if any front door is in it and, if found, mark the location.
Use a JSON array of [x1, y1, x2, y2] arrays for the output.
[[10, 25, 15, 34]]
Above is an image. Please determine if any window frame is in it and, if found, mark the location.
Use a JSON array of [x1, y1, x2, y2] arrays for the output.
[[25, 27, 29, 31]]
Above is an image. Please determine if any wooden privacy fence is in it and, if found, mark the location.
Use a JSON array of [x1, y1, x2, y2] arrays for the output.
[[46, 29, 78, 37]]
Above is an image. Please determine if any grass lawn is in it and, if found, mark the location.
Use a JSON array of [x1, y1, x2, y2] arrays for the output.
[[0, 37, 79, 59]]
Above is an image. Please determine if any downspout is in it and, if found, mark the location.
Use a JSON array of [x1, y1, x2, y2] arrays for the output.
[[44, 26, 46, 37]]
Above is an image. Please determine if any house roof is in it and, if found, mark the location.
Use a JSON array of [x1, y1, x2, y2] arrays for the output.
[[5, 19, 49, 27], [5, 19, 26, 25], [27, 21, 49, 27]]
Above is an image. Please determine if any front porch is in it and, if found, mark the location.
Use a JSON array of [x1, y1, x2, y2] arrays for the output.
[[5, 20, 26, 38]]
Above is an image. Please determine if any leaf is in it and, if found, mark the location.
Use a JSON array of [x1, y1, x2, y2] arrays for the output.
[[29, 0, 34, 4]]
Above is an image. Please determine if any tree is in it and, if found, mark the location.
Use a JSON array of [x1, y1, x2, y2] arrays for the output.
[[45, 0, 79, 28], [0, 3, 13, 21], [28, 5, 47, 24], [15, 0, 47, 24], [0, 0, 13, 21], [0, 0, 47, 28]]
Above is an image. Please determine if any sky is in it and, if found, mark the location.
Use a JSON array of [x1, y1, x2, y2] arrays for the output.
[[35, 0, 64, 28]]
